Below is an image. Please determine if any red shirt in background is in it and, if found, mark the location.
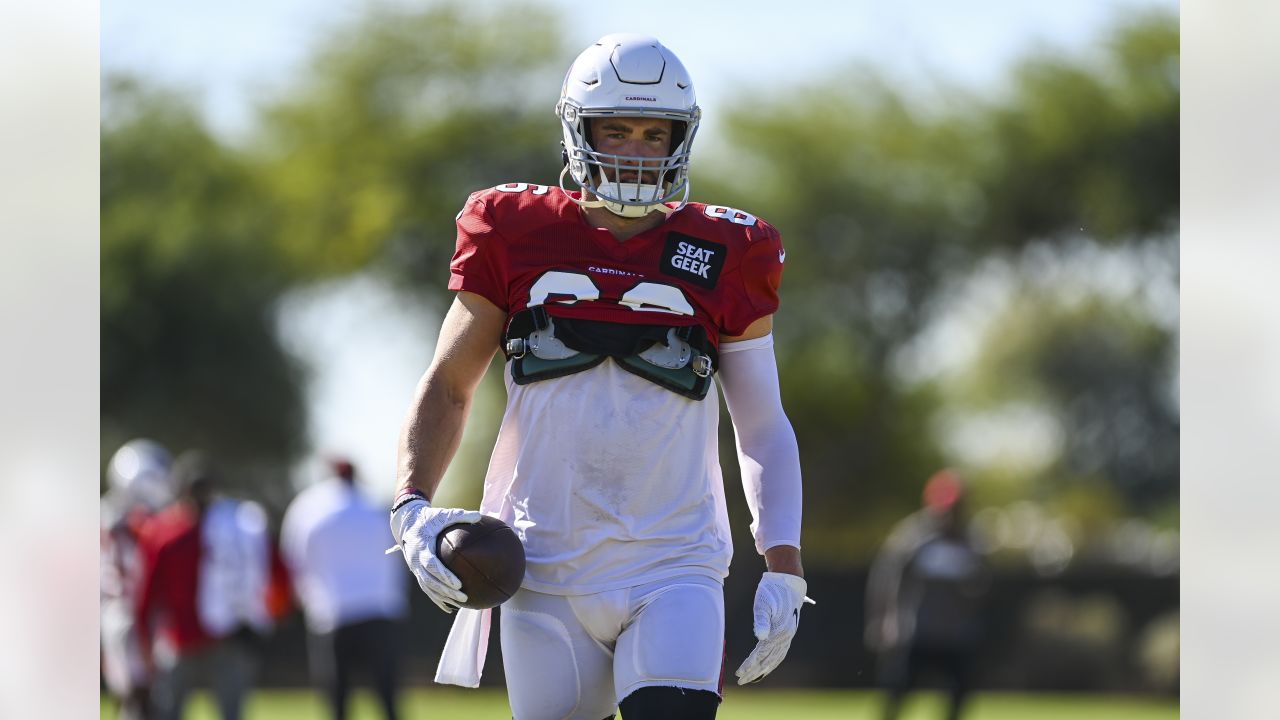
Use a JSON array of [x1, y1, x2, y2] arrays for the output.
[[134, 503, 213, 658]]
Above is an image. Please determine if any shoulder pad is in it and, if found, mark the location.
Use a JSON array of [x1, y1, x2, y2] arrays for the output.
[[677, 202, 780, 248], [463, 182, 570, 227]]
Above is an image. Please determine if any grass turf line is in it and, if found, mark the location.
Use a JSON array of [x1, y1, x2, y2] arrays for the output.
[[103, 688, 1178, 719]]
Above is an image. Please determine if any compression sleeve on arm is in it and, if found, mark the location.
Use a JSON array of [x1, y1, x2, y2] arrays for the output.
[[717, 333, 802, 554]]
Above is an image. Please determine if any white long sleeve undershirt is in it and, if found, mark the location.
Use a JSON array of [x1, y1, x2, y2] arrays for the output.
[[717, 333, 803, 554]]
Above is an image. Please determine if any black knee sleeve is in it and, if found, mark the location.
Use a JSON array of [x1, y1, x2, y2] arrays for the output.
[[619, 686, 719, 720]]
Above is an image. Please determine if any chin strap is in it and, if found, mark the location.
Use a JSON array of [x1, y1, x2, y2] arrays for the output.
[[558, 166, 681, 217]]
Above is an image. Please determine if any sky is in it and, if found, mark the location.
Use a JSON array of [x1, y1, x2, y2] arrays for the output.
[[102, 0, 1179, 139], [100, 0, 1179, 498]]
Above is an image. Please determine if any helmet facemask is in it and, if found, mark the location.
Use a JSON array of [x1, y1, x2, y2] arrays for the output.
[[558, 103, 700, 218]]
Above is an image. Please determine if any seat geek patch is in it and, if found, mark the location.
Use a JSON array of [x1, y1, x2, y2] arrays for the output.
[[661, 232, 726, 290]]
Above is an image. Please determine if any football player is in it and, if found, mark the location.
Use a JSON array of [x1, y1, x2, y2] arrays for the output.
[[101, 438, 174, 719], [391, 33, 810, 719]]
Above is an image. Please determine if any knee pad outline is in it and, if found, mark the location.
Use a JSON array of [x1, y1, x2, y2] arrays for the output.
[[618, 685, 719, 720]]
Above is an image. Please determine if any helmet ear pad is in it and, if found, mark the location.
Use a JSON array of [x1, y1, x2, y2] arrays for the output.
[[576, 118, 604, 186], [669, 120, 688, 155], [665, 120, 689, 184]]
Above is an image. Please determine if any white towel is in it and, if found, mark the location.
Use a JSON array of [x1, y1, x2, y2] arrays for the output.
[[434, 455, 516, 688], [434, 607, 491, 687]]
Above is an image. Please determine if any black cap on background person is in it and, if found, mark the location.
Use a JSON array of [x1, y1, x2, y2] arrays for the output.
[[171, 449, 216, 511]]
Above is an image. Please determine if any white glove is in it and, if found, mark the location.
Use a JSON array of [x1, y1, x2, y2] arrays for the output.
[[390, 497, 483, 614], [735, 572, 814, 685]]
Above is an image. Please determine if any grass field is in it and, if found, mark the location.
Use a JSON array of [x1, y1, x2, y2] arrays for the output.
[[102, 688, 1178, 719]]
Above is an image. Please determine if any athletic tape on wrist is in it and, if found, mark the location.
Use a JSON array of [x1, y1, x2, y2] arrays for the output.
[[391, 486, 429, 513], [387, 487, 431, 554]]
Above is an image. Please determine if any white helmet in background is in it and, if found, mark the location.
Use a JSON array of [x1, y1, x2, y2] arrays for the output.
[[556, 33, 701, 217], [107, 438, 174, 510]]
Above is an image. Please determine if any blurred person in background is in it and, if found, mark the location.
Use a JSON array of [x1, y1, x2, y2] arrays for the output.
[[101, 438, 174, 719], [134, 450, 282, 720], [282, 457, 408, 720], [865, 469, 989, 720]]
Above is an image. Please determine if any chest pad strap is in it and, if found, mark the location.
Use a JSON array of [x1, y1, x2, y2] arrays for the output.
[[503, 307, 718, 400]]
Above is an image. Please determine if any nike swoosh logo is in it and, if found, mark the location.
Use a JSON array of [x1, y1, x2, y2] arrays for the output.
[[778, 248, 787, 263]]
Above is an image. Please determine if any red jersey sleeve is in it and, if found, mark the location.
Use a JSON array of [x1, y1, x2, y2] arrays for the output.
[[132, 523, 163, 666], [723, 221, 785, 336], [447, 191, 510, 311]]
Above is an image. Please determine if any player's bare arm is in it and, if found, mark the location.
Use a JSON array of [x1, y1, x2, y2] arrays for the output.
[[763, 545, 804, 577], [396, 290, 504, 499], [391, 290, 504, 613]]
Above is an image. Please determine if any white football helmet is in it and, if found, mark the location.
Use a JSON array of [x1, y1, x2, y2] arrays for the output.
[[106, 438, 174, 510], [556, 33, 701, 217]]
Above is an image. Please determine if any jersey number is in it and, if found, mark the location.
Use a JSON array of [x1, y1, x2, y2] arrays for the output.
[[529, 271, 694, 316], [495, 183, 551, 195], [704, 205, 757, 226]]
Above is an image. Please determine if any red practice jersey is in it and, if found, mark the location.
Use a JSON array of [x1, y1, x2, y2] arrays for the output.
[[448, 183, 786, 345]]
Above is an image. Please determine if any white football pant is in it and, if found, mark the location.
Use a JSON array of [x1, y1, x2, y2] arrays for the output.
[[500, 575, 724, 720]]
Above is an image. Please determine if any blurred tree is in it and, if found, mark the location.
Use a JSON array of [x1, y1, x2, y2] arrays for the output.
[[957, 275, 1179, 514], [251, 1, 569, 504], [979, 10, 1179, 246], [101, 2, 569, 498], [252, 1, 567, 300], [101, 78, 306, 490], [704, 10, 1178, 564]]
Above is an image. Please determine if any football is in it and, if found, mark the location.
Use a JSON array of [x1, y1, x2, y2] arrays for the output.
[[436, 515, 526, 609]]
